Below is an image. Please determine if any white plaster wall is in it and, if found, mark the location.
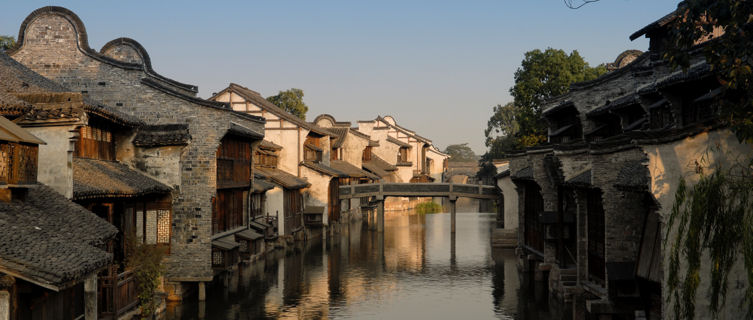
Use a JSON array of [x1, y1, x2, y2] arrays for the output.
[[342, 132, 368, 167], [265, 186, 285, 235], [496, 176, 519, 231], [396, 166, 412, 183], [426, 149, 447, 181], [134, 145, 184, 188], [25, 125, 75, 198], [300, 167, 332, 226], [644, 129, 753, 319]]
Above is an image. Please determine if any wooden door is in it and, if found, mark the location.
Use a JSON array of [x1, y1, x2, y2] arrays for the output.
[[328, 178, 340, 223]]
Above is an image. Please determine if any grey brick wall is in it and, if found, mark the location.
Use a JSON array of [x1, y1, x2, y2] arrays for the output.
[[10, 9, 264, 281]]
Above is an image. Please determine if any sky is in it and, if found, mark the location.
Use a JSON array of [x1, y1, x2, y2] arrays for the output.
[[0, 1, 680, 154]]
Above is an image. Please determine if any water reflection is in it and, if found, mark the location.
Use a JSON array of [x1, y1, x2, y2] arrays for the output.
[[165, 211, 554, 319]]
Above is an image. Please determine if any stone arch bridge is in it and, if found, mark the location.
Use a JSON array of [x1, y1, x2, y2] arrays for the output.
[[339, 182, 498, 233]]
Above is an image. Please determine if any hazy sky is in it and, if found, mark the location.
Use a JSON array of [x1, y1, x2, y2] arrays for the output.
[[1, 1, 679, 154]]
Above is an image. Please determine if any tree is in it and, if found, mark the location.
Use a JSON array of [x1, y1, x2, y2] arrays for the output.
[[266, 88, 308, 120], [444, 143, 476, 162], [666, 0, 753, 144], [0, 36, 15, 52], [483, 48, 606, 159], [563, 0, 600, 9]]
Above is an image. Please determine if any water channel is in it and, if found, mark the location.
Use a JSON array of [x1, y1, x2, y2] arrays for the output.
[[165, 210, 557, 319]]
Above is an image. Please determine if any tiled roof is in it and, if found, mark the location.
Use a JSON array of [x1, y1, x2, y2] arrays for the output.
[[133, 124, 190, 147], [328, 127, 349, 148], [235, 229, 263, 241], [0, 52, 140, 127], [227, 122, 264, 140], [301, 161, 346, 177], [511, 166, 533, 180], [221, 83, 329, 135], [362, 155, 397, 178], [255, 167, 310, 189], [565, 169, 592, 188], [252, 176, 276, 193], [0, 116, 45, 145], [387, 136, 412, 148], [629, 8, 679, 40], [73, 158, 172, 200], [330, 160, 380, 180], [614, 161, 649, 190], [259, 140, 282, 151], [587, 94, 640, 117], [212, 235, 239, 251], [0, 184, 116, 289]]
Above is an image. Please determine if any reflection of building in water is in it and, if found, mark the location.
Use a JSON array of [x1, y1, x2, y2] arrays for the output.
[[383, 214, 427, 272]]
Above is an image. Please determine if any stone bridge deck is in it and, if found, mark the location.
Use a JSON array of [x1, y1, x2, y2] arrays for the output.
[[339, 183, 499, 233], [338, 183, 498, 200]]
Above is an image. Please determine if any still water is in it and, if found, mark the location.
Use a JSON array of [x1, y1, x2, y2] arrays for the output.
[[166, 211, 556, 319]]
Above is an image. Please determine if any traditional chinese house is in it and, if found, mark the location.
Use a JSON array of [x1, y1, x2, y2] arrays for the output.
[[506, 6, 753, 319], [0, 114, 117, 320]]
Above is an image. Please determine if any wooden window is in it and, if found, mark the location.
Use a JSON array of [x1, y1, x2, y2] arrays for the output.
[[304, 145, 322, 162], [398, 147, 409, 163], [0, 142, 38, 185], [124, 200, 172, 248], [213, 188, 247, 234], [76, 125, 115, 160], [251, 193, 265, 219], [217, 136, 252, 189], [524, 183, 545, 253], [362, 146, 372, 162], [587, 189, 606, 284], [212, 249, 224, 266], [283, 189, 303, 234]]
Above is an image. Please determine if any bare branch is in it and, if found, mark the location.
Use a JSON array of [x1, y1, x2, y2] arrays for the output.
[[563, 0, 601, 9]]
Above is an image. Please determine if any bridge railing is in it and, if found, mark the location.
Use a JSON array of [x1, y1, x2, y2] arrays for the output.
[[339, 182, 498, 200]]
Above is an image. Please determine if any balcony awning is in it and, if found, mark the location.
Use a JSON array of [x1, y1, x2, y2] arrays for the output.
[[235, 229, 263, 241], [212, 235, 239, 251]]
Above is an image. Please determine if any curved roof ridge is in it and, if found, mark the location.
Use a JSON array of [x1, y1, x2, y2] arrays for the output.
[[100, 37, 198, 93], [9, 7, 198, 94]]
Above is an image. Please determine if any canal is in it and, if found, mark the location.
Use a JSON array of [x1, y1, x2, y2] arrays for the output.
[[165, 210, 557, 319]]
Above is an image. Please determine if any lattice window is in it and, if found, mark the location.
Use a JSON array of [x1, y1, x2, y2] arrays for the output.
[[212, 250, 224, 266], [157, 209, 170, 244], [145, 210, 157, 244]]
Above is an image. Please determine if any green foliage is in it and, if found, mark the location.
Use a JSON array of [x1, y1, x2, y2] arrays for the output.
[[483, 48, 606, 159], [126, 236, 166, 319], [665, 0, 753, 143], [0, 35, 15, 52], [266, 88, 309, 120], [444, 143, 476, 162], [415, 201, 442, 214], [666, 158, 753, 319]]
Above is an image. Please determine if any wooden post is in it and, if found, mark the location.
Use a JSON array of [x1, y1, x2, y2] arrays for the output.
[[198, 281, 206, 301], [0, 290, 10, 320], [450, 198, 457, 234], [84, 274, 97, 320], [377, 198, 385, 233]]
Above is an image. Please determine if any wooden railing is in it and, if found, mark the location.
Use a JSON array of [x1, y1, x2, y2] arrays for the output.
[[99, 268, 139, 319]]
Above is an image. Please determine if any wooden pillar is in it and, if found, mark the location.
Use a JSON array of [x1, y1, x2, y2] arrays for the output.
[[450, 198, 457, 234], [198, 281, 206, 301], [84, 274, 97, 320], [0, 290, 9, 320], [377, 197, 385, 233]]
